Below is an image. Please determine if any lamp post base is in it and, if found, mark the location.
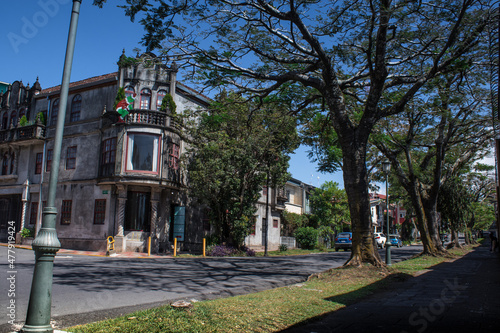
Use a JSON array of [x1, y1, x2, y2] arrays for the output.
[[386, 243, 392, 266], [21, 324, 54, 333]]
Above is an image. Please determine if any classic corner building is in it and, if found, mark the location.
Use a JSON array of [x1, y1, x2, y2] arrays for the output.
[[0, 52, 312, 253]]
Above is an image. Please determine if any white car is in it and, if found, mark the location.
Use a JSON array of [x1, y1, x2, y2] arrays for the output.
[[374, 232, 386, 248]]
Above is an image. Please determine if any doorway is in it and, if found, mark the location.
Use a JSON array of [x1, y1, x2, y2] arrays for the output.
[[125, 191, 151, 232]]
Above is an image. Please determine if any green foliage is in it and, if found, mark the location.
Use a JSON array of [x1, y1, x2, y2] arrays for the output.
[[278, 244, 288, 252], [99, 0, 488, 263], [295, 227, 318, 250], [19, 115, 28, 127], [316, 243, 327, 252], [317, 225, 334, 239], [281, 210, 309, 236], [301, 113, 343, 174], [438, 177, 473, 232], [205, 233, 221, 246], [474, 163, 495, 173], [113, 87, 126, 110], [372, 67, 493, 253], [184, 92, 300, 248], [21, 227, 34, 238], [117, 55, 138, 67], [35, 112, 45, 125], [160, 93, 176, 114], [471, 202, 495, 231], [309, 181, 350, 232]]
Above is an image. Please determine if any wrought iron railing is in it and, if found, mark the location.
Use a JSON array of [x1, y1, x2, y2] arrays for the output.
[[123, 109, 178, 128], [276, 186, 288, 201], [0, 123, 46, 143]]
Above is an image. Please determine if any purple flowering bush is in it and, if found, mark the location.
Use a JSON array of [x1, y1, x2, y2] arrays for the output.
[[207, 245, 256, 257], [208, 245, 237, 257], [242, 246, 256, 257]]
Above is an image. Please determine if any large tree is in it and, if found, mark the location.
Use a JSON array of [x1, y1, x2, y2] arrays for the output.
[[373, 71, 493, 255], [182, 92, 299, 248], [438, 176, 474, 248], [465, 164, 496, 237], [95, 0, 490, 266]]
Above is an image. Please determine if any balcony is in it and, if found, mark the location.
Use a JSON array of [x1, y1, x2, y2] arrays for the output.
[[0, 123, 46, 144], [274, 187, 288, 211], [276, 187, 288, 201], [123, 109, 178, 128], [274, 202, 286, 211]]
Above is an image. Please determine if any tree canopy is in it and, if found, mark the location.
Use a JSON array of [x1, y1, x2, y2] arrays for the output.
[[182, 92, 299, 248], [95, 0, 492, 266], [309, 181, 350, 232], [372, 64, 493, 255]]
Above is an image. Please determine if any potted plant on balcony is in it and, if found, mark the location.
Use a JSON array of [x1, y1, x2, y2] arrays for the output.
[[35, 112, 46, 125], [19, 115, 28, 127], [160, 93, 176, 114]]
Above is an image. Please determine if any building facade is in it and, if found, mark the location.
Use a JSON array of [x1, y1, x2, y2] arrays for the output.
[[0, 53, 213, 253], [0, 52, 301, 253], [370, 192, 408, 234], [0, 78, 42, 242], [0, 81, 9, 94], [247, 178, 314, 250]]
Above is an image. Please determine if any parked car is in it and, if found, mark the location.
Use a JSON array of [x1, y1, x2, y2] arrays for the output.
[[335, 232, 352, 251], [388, 234, 402, 247], [374, 232, 386, 248], [440, 233, 450, 242]]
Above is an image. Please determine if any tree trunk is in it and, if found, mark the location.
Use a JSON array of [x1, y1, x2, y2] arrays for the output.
[[422, 198, 447, 254], [413, 198, 436, 254], [464, 228, 477, 245], [447, 229, 462, 249], [405, 184, 446, 255], [341, 144, 383, 267]]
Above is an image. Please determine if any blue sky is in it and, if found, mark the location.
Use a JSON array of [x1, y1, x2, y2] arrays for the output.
[[1, 0, 344, 188]]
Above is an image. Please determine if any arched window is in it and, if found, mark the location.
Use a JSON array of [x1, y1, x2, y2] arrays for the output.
[[70, 94, 82, 122], [140, 88, 151, 109], [1, 154, 8, 175], [19, 108, 25, 119], [156, 90, 167, 111], [2, 113, 8, 130], [125, 86, 135, 99], [51, 99, 60, 126], [10, 111, 17, 127], [9, 152, 15, 174]]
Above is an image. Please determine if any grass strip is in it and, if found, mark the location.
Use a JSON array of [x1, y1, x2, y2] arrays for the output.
[[68, 246, 476, 333]]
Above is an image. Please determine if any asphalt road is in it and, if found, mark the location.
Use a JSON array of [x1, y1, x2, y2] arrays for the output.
[[0, 244, 422, 331]]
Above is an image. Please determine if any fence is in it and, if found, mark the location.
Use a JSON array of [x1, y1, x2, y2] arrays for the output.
[[280, 236, 296, 249]]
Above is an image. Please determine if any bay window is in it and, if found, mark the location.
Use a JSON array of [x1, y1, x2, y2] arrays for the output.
[[126, 133, 160, 173]]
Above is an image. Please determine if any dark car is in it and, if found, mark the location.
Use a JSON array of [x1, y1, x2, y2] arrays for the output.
[[440, 233, 450, 242], [335, 232, 352, 251]]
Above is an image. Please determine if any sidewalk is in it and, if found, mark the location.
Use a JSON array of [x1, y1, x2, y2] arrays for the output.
[[282, 240, 500, 333]]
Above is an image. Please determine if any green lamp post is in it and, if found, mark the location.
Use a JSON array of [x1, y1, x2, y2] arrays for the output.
[[21, 1, 82, 332]]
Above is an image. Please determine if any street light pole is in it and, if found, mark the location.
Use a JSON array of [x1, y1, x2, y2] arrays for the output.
[[22, 1, 81, 332], [382, 160, 391, 266], [264, 162, 270, 256]]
